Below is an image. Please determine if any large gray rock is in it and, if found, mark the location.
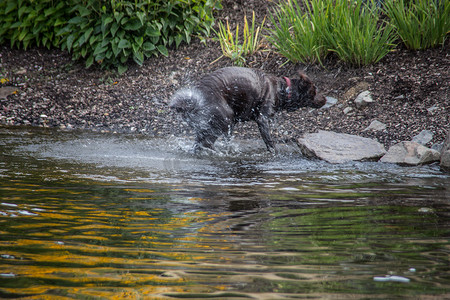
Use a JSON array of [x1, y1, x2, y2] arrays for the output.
[[380, 141, 441, 165], [297, 130, 386, 164], [440, 131, 450, 172]]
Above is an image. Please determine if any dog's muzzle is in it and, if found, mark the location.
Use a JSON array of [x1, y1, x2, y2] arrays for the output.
[[313, 94, 327, 108]]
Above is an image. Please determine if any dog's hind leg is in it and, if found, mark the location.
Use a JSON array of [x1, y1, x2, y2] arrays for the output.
[[194, 131, 219, 152]]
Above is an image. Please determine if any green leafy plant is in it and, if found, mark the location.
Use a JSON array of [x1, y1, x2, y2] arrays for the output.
[[268, 0, 327, 64], [323, 0, 397, 66], [0, 0, 221, 74], [0, 0, 68, 49], [384, 0, 450, 50], [268, 0, 396, 66], [213, 11, 265, 66]]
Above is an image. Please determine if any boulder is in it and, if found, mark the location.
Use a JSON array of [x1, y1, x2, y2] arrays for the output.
[[297, 130, 386, 164], [380, 141, 441, 166], [440, 131, 450, 172]]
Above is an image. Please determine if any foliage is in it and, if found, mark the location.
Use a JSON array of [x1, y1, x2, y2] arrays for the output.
[[268, 0, 327, 64], [268, 0, 397, 66], [213, 11, 265, 66], [0, 0, 68, 50], [383, 0, 450, 50], [322, 0, 397, 66], [0, 0, 221, 74]]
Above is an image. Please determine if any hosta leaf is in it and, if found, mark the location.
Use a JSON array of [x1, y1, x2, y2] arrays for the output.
[[93, 42, 107, 55], [157, 44, 169, 57], [111, 22, 119, 36], [118, 64, 128, 75], [85, 54, 94, 68], [5, 1, 17, 14], [68, 16, 85, 24], [133, 51, 144, 65], [118, 39, 131, 49], [124, 18, 142, 31]]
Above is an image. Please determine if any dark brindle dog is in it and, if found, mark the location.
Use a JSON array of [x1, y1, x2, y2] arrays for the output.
[[169, 67, 326, 152]]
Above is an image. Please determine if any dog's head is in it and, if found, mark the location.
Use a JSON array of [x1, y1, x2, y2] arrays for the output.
[[281, 73, 326, 111]]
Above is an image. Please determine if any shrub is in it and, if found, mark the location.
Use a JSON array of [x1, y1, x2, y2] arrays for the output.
[[384, 0, 450, 50], [0, 0, 68, 50], [0, 0, 221, 73], [268, 0, 397, 66]]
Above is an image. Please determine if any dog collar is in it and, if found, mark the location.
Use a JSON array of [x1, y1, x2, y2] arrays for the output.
[[283, 77, 292, 99]]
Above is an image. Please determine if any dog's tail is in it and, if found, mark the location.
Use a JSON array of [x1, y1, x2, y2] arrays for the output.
[[169, 87, 202, 113]]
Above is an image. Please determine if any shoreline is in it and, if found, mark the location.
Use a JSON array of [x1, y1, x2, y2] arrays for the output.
[[0, 0, 448, 150]]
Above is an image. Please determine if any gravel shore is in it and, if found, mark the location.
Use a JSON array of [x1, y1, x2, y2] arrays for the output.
[[1, 0, 448, 149]]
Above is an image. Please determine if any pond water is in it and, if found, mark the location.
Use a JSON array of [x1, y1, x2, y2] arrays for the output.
[[1, 126, 449, 299]]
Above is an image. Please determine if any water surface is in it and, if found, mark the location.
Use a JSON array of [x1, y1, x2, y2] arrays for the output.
[[1, 126, 449, 299]]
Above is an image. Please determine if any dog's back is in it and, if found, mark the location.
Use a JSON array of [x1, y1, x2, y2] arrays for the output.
[[170, 67, 275, 120]]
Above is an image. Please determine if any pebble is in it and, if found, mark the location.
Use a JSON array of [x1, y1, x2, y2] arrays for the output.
[[373, 275, 410, 283], [427, 105, 438, 113], [15, 68, 27, 75], [418, 207, 434, 213], [354, 90, 373, 108], [343, 107, 353, 114], [363, 120, 386, 132], [321, 96, 338, 109]]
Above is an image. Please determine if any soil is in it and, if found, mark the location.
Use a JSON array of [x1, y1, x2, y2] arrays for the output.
[[1, 0, 449, 150]]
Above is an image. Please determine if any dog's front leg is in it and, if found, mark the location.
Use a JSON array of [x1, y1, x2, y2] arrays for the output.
[[256, 115, 276, 153]]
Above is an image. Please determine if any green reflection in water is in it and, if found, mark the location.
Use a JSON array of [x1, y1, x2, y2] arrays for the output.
[[0, 127, 449, 299]]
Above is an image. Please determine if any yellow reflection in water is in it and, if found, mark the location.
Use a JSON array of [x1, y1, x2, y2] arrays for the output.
[[0, 183, 240, 298]]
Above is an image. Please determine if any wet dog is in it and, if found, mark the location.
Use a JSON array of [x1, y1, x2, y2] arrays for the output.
[[169, 67, 326, 152]]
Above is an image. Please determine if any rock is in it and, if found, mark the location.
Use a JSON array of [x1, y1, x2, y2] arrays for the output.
[[364, 120, 386, 132], [440, 131, 450, 172], [380, 141, 441, 165], [440, 151, 450, 172], [427, 105, 438, 113], [431, 142, 443, 152], [343, 81, 370, 101], [343, 107, 353, 115], [297, 130, 386, 164], [0, 86, 18, 100], [15, 68, 27, 75], [321, 96, 338, 109], [411, 130, 433, 145], [354, 90, 373, 108]]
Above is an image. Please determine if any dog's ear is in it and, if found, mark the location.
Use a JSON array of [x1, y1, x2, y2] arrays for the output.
[[297, 71, 312, 84]]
